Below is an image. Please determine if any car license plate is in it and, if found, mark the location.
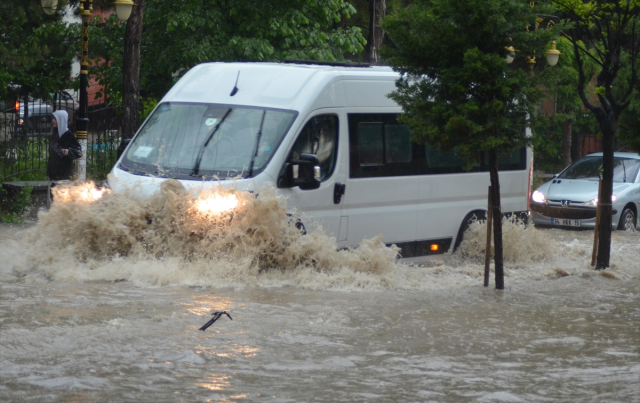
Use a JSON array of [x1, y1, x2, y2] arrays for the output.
[[552, 218, 581, 227]]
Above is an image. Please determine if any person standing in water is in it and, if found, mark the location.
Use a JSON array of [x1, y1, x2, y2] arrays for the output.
[[47, 110, 81, 204]]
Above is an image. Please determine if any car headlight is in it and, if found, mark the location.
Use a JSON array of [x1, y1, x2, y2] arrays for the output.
[[194, 194, 239, 216], [586, 194, 616, 206], [531, 190, 546, 203]]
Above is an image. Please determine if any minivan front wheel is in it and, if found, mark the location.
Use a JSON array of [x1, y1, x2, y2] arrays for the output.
[[617, 208, 636, 232]]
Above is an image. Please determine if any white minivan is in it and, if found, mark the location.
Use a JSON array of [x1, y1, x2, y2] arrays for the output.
[[109, 62, 532, 258]]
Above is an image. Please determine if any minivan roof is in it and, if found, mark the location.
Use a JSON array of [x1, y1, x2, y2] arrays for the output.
[[162, 62, 400, 111]]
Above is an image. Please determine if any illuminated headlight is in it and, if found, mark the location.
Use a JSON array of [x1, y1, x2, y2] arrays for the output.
[[586, 194, 617, 206], [195, 194, 239, 216], [79, 187, 105, 202], [531, 190, 546, 203]]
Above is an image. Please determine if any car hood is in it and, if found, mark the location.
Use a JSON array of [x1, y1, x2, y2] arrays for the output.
[[546, 179, 631, 201]]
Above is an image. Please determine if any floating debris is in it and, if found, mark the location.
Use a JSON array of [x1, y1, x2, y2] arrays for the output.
[[199, 311, 233, 332]]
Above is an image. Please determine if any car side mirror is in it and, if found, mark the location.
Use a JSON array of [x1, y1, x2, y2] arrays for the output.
[[553, 173, 559, 178], [117, 138, 131, 159], [277, 152, 321, 190]]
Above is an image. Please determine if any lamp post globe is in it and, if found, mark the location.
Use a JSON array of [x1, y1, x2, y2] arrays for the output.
[[545, 40, 561, 67], [41, 0, 58, 15], [505, 46, 516, 64], [113, 0, 135, 22]]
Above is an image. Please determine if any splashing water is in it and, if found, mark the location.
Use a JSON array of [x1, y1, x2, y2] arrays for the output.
[[455, 217, 561, 264], [3, 181, 639, 290], [17, 180, 399, 288]]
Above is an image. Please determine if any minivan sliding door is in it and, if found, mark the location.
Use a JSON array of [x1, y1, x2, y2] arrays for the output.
[[344, 113, 419, 257]]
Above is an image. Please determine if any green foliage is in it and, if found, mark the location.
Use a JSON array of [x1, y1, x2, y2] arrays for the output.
[[551, 0, 640, 125], [86, 144, 118, 180], [532, 36, 599, 169], [381, 0, 562, 169], [617, 94, 640, 151], [0, 138, 49, 182], [0, 0, 77, 99], [0, 185, 33, 224], [80, 13, 127, 103], [532, 113, 567, 171], [140, 0, 367, 99], [140, 97, 158, 122]]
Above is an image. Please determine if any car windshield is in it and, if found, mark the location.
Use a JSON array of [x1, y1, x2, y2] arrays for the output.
[[559, 156, 640, 183], [120, 102, 297, 179]]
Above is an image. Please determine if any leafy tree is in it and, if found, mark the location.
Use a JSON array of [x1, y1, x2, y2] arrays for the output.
[[83, 13, 126, 103], [551, 0, 640, 270], [618, 94, 640, 151], [532, 36, 599, 171], [0, 1, 76, 105], [382, 0, 560, 289], [141, 0, 367, 99]]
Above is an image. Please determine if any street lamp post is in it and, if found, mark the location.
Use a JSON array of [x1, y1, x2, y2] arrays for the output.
[[41, 0, 134, 181], [505, 6, 562, 73]]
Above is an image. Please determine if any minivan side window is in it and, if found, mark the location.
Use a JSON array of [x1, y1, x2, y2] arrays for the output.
[[349, 113, 526, 178], [290, 115, 338, 181], [349, 114, 417, 178]]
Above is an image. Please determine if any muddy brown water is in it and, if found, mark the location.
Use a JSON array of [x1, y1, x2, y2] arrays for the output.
[[1, 182, 639, 402]]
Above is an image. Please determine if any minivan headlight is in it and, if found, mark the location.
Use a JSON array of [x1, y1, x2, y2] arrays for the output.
[[531, 190, 546, 203], [194, 194, 239, 216]]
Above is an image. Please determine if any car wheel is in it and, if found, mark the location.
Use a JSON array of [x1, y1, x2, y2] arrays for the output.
[[617, 208, 636, 232]]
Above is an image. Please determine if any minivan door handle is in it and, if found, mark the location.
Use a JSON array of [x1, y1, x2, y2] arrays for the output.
[[334, 183, 346, 204]]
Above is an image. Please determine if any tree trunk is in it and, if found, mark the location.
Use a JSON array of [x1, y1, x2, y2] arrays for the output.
[[122, 0, 144, 140], [489, 148, 504, 289], [570, 131, 579, 163], [373, 0, 385, 64], [365, 0, 376, 63], [562, 117, 574, 167], [365, 0, 386, 64], [595, 116, 615, 270]]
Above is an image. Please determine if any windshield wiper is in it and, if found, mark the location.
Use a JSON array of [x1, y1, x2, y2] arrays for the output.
[[247, 111, 266, 178], [191, 108, 233, 177]]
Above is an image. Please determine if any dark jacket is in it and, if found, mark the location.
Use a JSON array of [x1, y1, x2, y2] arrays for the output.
[[47, 130, 82, 180]]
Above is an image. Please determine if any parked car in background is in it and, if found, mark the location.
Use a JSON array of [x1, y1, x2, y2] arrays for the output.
[[530, 152, 640, 231], [4, 91, 79, 138]]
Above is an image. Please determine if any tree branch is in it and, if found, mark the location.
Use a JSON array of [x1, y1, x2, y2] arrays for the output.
[[570, 29, 600, 114], [560, 32, 603, 67]]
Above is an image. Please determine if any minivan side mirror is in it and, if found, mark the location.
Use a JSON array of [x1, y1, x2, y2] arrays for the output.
[[117, 138, 131, 159], [277, 153, 321, 190]]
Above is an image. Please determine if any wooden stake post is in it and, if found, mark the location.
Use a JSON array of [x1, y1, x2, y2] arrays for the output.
[[484, 186, 493, 287], [591, 179, 603, 266]]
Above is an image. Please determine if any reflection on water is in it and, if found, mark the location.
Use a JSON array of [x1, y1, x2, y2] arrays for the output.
[[1, 182, 640, 401], [197, 373, 231, 392]]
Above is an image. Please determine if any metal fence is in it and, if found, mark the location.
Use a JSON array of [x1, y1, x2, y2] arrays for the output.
[[1, 95, 123, 181]]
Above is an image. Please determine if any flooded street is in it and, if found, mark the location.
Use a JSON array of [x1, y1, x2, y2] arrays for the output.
[[1, 185, 640, 402]]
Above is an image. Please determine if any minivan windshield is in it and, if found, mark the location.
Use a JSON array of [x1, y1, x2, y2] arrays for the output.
[[120, 102, 297, 179], [559, 156, 640, 183]]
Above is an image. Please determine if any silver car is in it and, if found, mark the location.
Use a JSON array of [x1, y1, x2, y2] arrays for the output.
[[530, 152, 640, 231]]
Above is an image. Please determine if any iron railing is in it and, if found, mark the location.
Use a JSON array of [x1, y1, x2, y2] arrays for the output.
[[1, 95, 126, 181]]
